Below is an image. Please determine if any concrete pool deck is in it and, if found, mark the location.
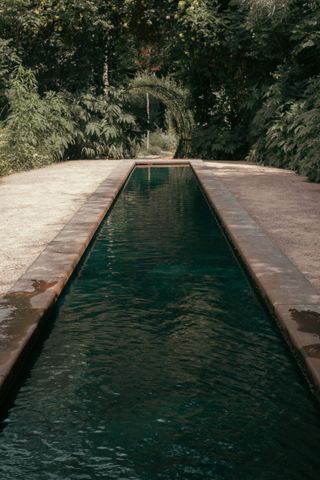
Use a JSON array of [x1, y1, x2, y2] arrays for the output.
[[0, 158, 320, 406]]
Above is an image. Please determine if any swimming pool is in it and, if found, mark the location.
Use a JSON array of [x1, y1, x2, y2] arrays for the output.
[[0, 166, 319, 479]]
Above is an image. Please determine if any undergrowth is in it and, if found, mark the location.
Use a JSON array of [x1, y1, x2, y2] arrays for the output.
[[247, 74, 320, 182], [0, 66, 142, 175]]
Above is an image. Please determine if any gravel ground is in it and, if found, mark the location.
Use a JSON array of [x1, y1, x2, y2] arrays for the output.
[[205, 161, 320, 291], [0, 160, 119, 295], [0, 159, 319, 295]]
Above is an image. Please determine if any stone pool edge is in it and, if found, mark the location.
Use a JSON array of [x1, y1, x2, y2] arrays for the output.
[[190, 160, 320, 400], [0, 158, 320, 410]]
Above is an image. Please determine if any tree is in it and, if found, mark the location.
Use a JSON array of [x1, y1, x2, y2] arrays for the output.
[[0, 0, 319, 180]]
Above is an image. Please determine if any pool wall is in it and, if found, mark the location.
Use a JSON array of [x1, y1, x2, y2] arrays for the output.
[[0, 159, 319, 411]]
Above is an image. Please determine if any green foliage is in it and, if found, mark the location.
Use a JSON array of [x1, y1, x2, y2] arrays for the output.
[[1, 0, 320, 181], [0, 66, 142, 175], [0, 66, 76, 174], [70, 89, 140, 160], [166, 0, 320, 180], [248, 74, 320, 181], [149, 129, 177, 152], [0, 0, 122, 92], [241, 0, 294, 23], [245, 2, 320, 181], [166, 0, 266, 160], [191, 123, 245, 160], [0, 38, 20, 118], [138, 129, 178, 156], [0, 128, 10, 175]]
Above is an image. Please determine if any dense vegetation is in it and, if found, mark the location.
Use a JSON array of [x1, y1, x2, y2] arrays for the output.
[[0, 0, 319, 181]]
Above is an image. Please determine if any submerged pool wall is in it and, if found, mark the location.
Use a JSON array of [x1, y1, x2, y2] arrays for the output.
[[0, 159, 320, 411]]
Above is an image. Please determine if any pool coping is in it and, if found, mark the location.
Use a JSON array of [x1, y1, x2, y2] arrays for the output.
[[0, 158, 319, 410]]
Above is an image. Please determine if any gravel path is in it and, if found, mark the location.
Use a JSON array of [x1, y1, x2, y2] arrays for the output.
[[0, 159, 319, 295], [205, 161, 320, 291], [0, 160, 119, 295]]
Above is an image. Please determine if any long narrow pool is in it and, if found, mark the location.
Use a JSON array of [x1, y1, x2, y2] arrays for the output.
[[0, 166, 319, 479]]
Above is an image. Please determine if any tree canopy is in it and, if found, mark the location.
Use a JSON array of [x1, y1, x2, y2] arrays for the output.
[[0, 0, 319, 180]]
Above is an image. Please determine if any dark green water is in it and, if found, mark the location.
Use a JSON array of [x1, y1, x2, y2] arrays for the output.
[[0, 166, 319, 480]]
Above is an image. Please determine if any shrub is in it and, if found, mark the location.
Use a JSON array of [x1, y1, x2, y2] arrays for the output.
[[247, 74, 320, 182], [70, 88, 140, 160], [0, 38, 20, 120], [0, 66, 76, 174], [0, 67, 142, 175], [138, 129, 178, 156]]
